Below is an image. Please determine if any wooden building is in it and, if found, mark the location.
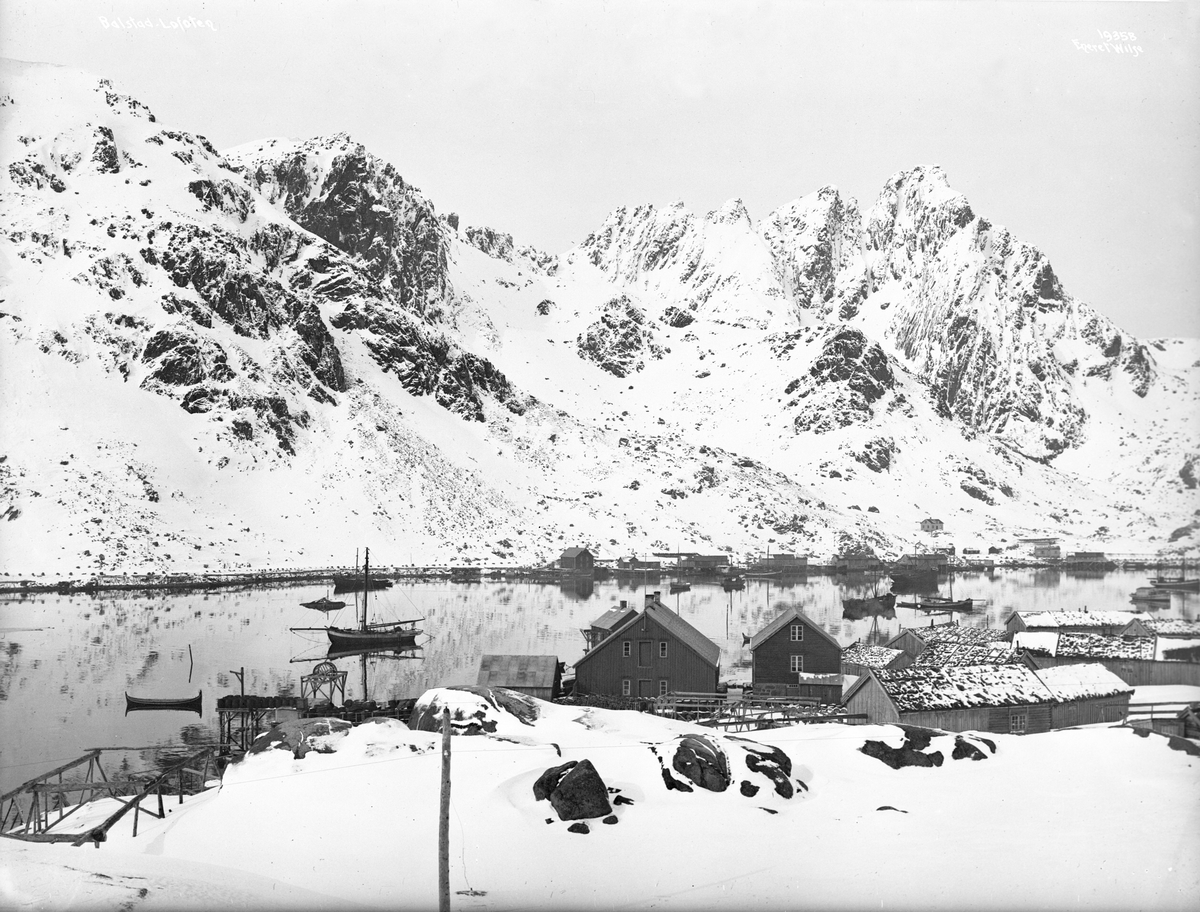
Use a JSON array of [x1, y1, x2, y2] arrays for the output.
[[843, 662, 1129, 734], [676, 554, 730, 572], [476, 655, 562, 701], [885, 622, 1009, 667], [559, 548, 595, 574], [920, 518, 945, 533], [580, 602, 638, 652], [1006, 610, 1149, 638], [1016, 631, 1200, 686], [750, 552, 809, 574], [842, 642, 905, 676], [749, 607, 842, 700], [891, 552, 948, 573], [573, 593, 720, 698]]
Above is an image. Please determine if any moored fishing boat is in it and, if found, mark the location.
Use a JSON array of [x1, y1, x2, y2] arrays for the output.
[[125, 691, 203, 714], [301, 596, 347, 611]]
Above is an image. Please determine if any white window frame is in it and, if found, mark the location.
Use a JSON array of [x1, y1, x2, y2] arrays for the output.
[[790, 654, 804, 673], [621, 679, 631, 696], [659, 641, 668, 658], [1010, 712, 1027, 734], [790, 624, 804, 642], [622, 640, 631, 658], [658, 679, 669, 696]]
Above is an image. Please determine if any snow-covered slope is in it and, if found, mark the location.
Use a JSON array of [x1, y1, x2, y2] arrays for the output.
[[1, 59, 1197, 574]]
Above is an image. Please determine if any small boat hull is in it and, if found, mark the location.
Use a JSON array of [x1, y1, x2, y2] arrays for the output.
[[302, 597, 347, 611], [332, 577, 394, 594], [1148, 578, 1200, 592], [898, 598, 974, 612], [669, 583, 691, 594], [326, 626, 420, 652], [125, 691, 203, 715]]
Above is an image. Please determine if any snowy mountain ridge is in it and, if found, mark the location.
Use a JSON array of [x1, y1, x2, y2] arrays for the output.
[[1, 59, 1197, 574]]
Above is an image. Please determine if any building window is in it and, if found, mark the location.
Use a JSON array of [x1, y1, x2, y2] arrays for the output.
[[1010, 713, 1027, 734], [790, 624, 804, 642], [789, 655, 804, 673], [659, 641, 668, 658], [658, 679, 669, 696], [622, 641, 631, 658], [621, 679, 631, 696]]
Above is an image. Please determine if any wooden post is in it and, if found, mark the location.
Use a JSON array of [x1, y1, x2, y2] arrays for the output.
[[439, 706, 451, 912]]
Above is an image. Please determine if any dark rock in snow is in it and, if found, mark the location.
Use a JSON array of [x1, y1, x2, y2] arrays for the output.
[[533, 761, 576, 802], [671, 734, 730, 792], [546, 759, 612, 821], [602, 815, 618, 825], [739, 780, 759, 797], [952, 736, 987, 761], [567, 822, 590, 835], [576, 295, 664, 378]]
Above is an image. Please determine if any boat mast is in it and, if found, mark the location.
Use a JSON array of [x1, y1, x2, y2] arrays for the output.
[[362, 547, 370, 632]]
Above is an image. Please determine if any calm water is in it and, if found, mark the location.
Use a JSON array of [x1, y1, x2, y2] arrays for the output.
[[1, 569, 1195, 793]]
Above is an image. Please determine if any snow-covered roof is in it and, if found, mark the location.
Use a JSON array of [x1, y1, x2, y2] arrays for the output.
[[898, 624, 1007, 645], [1013, 631, 1061, 656], [865, 665, 1053, 712], [1145, 618, 1200, 638], [914, 640, 1020, 667], [476, 655, 559, 689], [589, 605, 636, 631], [842, 643, 903, 669], [750, 606, 841, 651], [1055, 634, 1155, 660], [1157, 638, 1200, 661], [1016, 610, 1147, 629], [1034, 664, 1133, 702]]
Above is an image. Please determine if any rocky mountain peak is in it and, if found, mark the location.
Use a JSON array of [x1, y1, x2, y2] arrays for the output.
[[706, 198, 751, 227]]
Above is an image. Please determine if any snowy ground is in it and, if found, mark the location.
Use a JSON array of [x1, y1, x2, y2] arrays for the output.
[[2, 689, 1197, 912]]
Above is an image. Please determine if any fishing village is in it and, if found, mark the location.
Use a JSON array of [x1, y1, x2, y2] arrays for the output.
[[2, 532, 1198, 860]]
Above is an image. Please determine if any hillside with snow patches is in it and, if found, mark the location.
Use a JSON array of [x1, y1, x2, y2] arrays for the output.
[[1, 58, 1197, 575]]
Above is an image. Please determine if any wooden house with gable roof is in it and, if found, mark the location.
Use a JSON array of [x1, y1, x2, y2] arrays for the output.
[[1005, 609, 1149, 638], [580, 601, 638, 652], [476, 655, 562, 701], [559, 547, 595, 574], [573, 592, 720, 699], [842, 662, 1131, 734], [749, 607, 842, 701]]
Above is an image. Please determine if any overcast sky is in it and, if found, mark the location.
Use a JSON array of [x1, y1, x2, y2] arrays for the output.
[[2, 0, 1196, 338]]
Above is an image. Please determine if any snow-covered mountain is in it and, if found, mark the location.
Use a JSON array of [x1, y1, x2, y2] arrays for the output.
[[1, 59, 1197, 574]]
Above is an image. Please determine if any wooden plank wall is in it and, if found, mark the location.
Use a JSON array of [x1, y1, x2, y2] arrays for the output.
[[576, 612, 717, 696], [753, 620, 840, 687]]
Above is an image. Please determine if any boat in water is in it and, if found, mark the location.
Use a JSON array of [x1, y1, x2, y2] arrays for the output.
[[125, 691, 203, 715], [722, 576, 746, 591], [301, 596, 347, 611], [1130, 586, 1171, 604], [295, 549, 422, 652], [669, 582, 691, 594], [897, 595, 974, 612], [842, 592, 897, 620]]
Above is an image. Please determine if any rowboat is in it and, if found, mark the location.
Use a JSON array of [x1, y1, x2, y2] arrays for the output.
[[125, 691, 203, 714]]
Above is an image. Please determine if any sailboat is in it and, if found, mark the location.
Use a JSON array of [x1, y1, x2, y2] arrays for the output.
[[1149, 557, 1200, 592], [897, 564, 973, 611], [294, 549, 422, 651]]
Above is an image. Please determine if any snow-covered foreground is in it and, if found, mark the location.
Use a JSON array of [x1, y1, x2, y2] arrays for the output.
[[2, 689, 1198, 911]]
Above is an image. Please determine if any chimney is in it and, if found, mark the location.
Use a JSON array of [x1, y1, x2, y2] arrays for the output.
[[645, 592, 655, 607]]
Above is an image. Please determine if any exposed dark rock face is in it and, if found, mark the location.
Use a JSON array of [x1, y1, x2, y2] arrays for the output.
[[861, 738, 944, 769], [576, 295, 665, 377], [952, 736, 987, 761], [246, 718, 351, 759], [187, 179, 253, 222], [464, 225, 513, 261], [244, 136, 451, 321], [736, 739, 794, 798], [140, 327, 233, 386], [661, 305, 695, 328], [409, 685, 540, 735], [536, 299, 554, 316], [854, 437, 895, 473], [788, 328, 895, 433], [1180, 459, 1197, 490], [8, 157, 67, 192], [91, 125, 120, 173]]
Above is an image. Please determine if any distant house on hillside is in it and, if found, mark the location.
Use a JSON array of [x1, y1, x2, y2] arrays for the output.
[[749, 607, 842, 701], [476, 655, 562, 701], [1006, 610, 1148, 638], [842, 663, 1131, 733], [573, 593, 720, 698], [559, 548, 594, 574], [920, 518, 944, 533]]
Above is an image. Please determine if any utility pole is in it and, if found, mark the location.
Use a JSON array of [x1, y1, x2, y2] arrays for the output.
[[439, 706, 451, 912]]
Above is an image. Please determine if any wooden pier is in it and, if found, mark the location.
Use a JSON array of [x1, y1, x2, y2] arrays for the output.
[[0, 746, 224, 846]]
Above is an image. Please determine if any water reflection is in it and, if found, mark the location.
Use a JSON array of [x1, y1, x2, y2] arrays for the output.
[[0, 570, 1195, 792]]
